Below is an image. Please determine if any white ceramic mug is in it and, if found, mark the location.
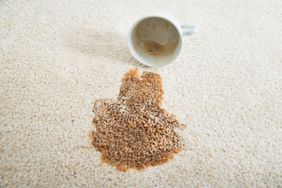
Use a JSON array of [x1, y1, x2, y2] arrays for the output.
[[128, 12, 197, 67]]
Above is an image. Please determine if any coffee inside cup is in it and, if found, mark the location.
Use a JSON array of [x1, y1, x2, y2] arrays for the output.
[[130, 17, 180, 66]]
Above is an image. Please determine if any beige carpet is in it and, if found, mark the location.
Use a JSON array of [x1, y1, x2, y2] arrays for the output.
[[1, 0, 282, 187]]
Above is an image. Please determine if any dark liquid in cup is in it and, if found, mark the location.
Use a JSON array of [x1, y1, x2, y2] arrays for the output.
[[143, 40, 177, 56]]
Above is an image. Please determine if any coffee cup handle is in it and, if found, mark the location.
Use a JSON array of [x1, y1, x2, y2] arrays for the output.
[[181, 25, 198, 36]]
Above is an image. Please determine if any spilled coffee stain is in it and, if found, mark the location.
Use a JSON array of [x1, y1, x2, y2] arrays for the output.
[[89, 69, 186, 171]]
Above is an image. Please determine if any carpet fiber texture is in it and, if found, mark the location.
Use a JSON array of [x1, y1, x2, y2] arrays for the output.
[[0, 0, 281, 187]]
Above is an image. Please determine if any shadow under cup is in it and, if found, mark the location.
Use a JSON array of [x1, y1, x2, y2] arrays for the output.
[[129, 17, 181, 67]]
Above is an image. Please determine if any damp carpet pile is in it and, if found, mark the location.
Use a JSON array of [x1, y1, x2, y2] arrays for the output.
[[0, 0, 281, 187]]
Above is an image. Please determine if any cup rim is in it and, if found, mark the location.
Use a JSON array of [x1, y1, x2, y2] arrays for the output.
[[127, 14, 183, 68]]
